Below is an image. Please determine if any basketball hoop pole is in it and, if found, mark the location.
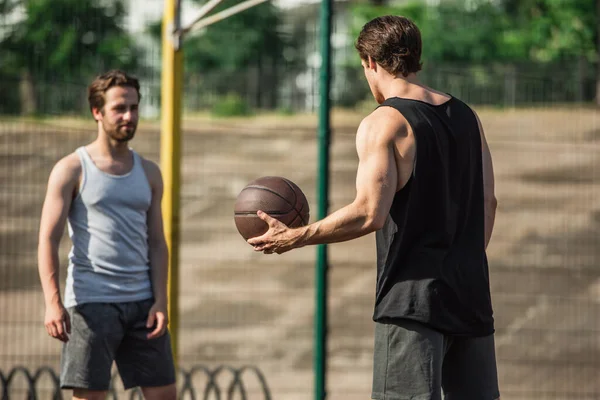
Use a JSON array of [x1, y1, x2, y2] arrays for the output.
[[181, 0, 269, 35], [178, 0, 269, 37], [161, 0, 183, 368], [160, 0, 274, 374]]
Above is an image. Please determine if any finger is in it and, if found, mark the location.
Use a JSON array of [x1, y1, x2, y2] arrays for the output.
[[65, 313, 71, 334], [60, 321, 70, 342], [146, 312, 156, 329], [257, 210, 283, 228], [147, 313, 163, 339], [54, 320, 65, 342], [254, 244, 271, 252], [55, 320, 65, 338], [55, 321, 69, 342], [47, 323, 58, 339], [247, 234, 265, 246], [148, 314, 165, 339], [156, 312, 166, 330], [159, 315, 168, 336], [247, 236, 263, 245]]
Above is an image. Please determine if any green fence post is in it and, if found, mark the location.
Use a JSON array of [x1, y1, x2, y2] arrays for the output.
[[315, 0, 332, 397]]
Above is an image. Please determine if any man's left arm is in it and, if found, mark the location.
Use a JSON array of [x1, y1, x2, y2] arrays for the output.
[[249, 110, 402, 254], [143, 159, 169, 339]]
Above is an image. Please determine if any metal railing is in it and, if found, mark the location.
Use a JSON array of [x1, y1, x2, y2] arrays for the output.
[[0, 365, 271, 400]]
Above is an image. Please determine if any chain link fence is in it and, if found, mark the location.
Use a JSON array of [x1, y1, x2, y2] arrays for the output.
[[1, 6, 599, 393]]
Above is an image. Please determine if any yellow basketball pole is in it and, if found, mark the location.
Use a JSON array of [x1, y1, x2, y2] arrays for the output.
[[161, 0, 183, 368]]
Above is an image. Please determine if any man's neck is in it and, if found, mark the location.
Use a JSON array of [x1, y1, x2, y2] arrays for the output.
[[92, 134, 130, 159], [380, 73, 421, 99]]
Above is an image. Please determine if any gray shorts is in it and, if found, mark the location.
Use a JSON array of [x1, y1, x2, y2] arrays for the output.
[[60, 299, 176, 391], [372, 319, 500, 400]]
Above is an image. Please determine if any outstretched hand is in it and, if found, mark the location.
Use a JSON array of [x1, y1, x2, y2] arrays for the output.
[[247, 210, 303, 255]]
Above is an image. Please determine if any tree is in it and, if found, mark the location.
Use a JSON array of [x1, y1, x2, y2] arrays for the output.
[[501, 0, 596, 102], [502, 0, 595, 61], [349, 1, 515, 64], [349, 0, 598, 104], [148, 0, 285, 110], [184, 0, 282, 73], [351, 0, 595, 63], [0, 0, 142, 115]]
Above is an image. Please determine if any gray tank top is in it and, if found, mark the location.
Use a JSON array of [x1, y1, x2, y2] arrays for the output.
[[64, 146, 153, 307]]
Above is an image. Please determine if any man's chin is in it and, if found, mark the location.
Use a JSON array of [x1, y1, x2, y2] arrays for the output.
[[111, 131, 135, 143]]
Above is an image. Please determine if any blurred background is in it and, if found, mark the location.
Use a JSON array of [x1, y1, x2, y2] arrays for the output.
[[0, 0, 599, 398]]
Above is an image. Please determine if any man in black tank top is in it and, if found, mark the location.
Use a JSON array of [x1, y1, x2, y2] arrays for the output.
[[248, 16, 499, 400]]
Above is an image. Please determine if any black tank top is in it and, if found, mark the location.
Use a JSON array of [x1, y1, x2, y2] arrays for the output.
[[373, 96, 494, 337]]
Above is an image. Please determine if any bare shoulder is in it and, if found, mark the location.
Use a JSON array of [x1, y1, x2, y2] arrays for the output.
[[50, 152, 81, 183], [358, 106, 410, 143], [139, 157, 163, 187], [140, 157, 161, 175], [467, 106, 486, 139]]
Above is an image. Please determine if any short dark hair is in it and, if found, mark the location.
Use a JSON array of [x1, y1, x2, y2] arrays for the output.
[[355, 15, 423, 77], [87, 70, 141, 114]]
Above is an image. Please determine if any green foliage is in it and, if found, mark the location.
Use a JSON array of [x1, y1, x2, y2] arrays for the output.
[[277, 106, 295, 116], [1, 0, 142, 80], [0, 0, 144, 114], [502, 0, 596, 62], [350, 1, 514, 63], [211, 93, 252, 117], [188, 1, 281, 72], [349, 2, 428, 41], [149, 0, 283, 74], [349, 0, 596, 64]]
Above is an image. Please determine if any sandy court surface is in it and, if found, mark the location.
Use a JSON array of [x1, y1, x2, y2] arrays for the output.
[[0, 106, 599, 399]]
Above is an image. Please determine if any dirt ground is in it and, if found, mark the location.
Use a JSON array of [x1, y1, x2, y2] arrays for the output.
[[0, 106, 599, 399]]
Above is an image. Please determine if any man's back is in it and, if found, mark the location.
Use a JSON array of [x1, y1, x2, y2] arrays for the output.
[[374, 94, 495, 337]]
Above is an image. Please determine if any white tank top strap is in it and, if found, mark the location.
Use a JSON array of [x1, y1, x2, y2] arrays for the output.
[[131, 149, 142, 171], [75, 147, 89, 195]]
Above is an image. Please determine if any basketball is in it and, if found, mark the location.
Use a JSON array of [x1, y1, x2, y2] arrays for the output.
[[234, 176, 310, 240]]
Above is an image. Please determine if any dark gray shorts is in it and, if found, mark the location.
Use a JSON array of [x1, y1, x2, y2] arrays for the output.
[[60, 299, 176, 391], [372, 319, 500, 400]]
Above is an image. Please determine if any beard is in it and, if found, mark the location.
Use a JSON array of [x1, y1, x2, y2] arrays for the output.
[[103, 121, 137, 143]]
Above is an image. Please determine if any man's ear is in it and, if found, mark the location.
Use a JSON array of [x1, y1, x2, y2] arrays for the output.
[[368, 56, 377, 71], [91, 107, 103, 122]]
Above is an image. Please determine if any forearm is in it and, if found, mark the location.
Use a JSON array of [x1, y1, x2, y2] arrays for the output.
[[149, 243, 169, 305], [299, 202, 380, 247], [38, 240, 62, 306]]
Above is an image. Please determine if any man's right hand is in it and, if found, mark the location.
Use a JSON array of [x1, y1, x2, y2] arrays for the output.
[[44, 302, 71, 342]]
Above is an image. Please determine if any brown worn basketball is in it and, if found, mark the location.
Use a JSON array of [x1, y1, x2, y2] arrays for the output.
[[234, 176, 310, 240]]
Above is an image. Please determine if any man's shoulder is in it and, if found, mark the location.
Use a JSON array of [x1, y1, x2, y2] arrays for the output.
[[44, 151, 82, 190], [53, 151, 82, 177], [138, 156, 160, 175], [361, 106, 410, 139], [136, 155, 162, 188]]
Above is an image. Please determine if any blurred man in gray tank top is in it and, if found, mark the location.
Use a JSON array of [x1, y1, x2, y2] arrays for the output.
[[38, 70, 176, 400]]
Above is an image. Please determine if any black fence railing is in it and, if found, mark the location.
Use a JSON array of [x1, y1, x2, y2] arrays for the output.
[[0, 365, 271, 400]]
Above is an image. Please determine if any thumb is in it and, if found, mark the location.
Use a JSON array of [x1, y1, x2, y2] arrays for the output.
[[146, 312, 156, 328], [257, 210, 278, 226]]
